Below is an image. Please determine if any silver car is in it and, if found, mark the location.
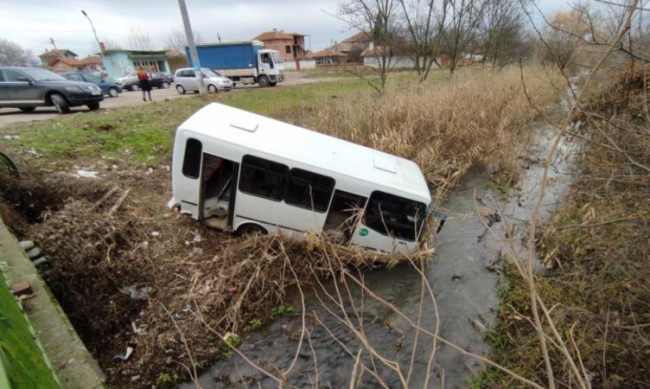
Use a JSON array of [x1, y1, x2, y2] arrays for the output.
[[173, 68, 233, 94]]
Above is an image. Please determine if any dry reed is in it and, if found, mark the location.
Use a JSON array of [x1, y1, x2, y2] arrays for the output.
[[282, 66, 563, 197]]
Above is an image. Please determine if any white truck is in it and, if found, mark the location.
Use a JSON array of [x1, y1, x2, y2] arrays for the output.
[[187, 40, 285, 88]]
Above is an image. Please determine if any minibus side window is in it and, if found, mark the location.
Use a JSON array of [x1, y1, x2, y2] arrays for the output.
[[285, 168, 335, 212], [182, 138, 202, 179], [239, 155, 288, 201], [364, 191, 426, 241]]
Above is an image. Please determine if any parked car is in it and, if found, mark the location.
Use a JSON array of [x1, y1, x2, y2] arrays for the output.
[[60, 71, 122, 97], [0, 66, 103, 113], [173, 68, 233, 94], [150, 72, 173, 89], [117, 71, 172, 91], [115, 72, 138, 91]]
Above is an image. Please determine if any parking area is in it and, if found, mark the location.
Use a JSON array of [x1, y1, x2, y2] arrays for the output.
[[0, 72, 323, 129]]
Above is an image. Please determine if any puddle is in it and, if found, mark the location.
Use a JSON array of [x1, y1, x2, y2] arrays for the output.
[[180, 125, 576, 388]]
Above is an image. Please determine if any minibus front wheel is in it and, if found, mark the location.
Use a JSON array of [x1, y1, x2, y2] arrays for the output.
[[237, 223, 268, 237]]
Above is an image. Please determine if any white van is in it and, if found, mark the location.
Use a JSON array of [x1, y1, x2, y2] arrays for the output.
[[169, 103, 434, 254]]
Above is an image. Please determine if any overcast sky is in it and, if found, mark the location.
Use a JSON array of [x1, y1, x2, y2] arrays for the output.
[[1, 0, 568, 61]]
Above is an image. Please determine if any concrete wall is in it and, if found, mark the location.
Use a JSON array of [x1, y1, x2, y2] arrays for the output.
[[363, 55, 417, 69], [0, 218, 105, 389], [283, 59, 316, 71], [103, 52, 133, 79]]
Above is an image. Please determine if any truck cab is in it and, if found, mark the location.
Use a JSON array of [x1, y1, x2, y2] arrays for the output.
[[256, 50, 284, 87]]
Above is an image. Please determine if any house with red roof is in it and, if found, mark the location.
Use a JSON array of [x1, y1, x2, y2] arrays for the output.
[[253, 29, 306, 61], [39, 49, 78, 67], [49, 55, 104, 73], [309, 31, 372, 64]]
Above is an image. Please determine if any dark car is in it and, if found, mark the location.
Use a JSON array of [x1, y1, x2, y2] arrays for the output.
[[0, 66, 103, 113], [61, 72, 122, 97], [150, 72, 173, 89], [118, 71, 171, 91]]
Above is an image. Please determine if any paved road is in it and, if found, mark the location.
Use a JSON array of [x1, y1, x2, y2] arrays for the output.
[[0, 87, 191, 128], [0, 72, 329, 129]]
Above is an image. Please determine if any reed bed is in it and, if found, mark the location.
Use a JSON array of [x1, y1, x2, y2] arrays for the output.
[[282, 66, 563, 196]]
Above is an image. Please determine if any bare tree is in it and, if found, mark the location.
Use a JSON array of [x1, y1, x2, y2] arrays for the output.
[[166, 29, 188, 52], [540, 8, 592, 70], [339, 0, 400, 95], [165, 29, 204, 53], [439, 0, 487, 74], [127, 27, 152, 50], [397, 0, 449, 81], [0, 38, 32, 66], [89, 36, 121, 55], [479, 0, 526, 66]]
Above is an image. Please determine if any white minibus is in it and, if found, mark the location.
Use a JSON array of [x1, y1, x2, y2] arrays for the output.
[[169, 103, 434, 254]]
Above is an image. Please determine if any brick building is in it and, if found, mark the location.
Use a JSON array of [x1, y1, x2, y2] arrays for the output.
[[253, 29, 306, 61]]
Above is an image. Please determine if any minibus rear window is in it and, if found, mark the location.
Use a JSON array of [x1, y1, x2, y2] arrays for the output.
[[182, 138, 202, 179], [285, 168, 335, 212], [364, 191, 426, 241]]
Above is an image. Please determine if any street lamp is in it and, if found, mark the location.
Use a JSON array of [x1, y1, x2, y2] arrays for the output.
[[81, 10, 104, 61]]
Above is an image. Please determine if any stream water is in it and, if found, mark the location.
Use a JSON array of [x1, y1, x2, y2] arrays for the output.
[[180, 126, 576, 388]]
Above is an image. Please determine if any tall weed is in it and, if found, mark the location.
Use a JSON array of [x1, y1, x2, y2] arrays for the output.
[[281, 66, 563, 197]]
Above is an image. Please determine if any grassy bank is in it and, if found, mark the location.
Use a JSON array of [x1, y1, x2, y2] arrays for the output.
[[0, 66, 564, 387], [479, 65, 650, 387], [1, 78, 370, 171]]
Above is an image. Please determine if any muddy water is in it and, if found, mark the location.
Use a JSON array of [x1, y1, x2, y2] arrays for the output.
[[180, 127, 575, 388]]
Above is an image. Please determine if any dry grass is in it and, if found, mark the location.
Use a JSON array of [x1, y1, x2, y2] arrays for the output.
[[483, 63, 650, 388], [281, 65, 563, 196], [16, 167, 432, 387], [0, 65, 568, 388]]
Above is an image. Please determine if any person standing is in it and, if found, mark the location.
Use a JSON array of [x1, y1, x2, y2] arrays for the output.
[[137, 67, 152, 102]]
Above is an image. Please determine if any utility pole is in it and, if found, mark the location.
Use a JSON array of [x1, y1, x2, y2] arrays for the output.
[[178, 0, 205, 95], [81, 10, 104, 61]]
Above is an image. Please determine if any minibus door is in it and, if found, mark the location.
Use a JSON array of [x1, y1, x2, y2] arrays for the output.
[[323, 190, 367, 244], [200, 153, 237, 230]]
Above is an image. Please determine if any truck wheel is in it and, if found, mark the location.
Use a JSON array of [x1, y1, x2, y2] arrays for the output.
[[162, 82, 170, 89], [108, 87, 119, 97], [50, 94, 71, 114], [258, 75, 270, 88], [87, 102, 100, 111], [131, 84, 140, 91], [208, 84, 218, 93], [176, 84, 186, 95]]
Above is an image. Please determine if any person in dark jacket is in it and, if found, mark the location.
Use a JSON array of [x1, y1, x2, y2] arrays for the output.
[[137, 67, 152, 101]]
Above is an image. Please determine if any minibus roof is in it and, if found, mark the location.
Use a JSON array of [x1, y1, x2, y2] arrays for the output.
[[178, 103, 431, 203]]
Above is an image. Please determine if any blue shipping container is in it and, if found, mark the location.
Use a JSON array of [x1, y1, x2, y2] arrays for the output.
[[186, 42, 264, 70]]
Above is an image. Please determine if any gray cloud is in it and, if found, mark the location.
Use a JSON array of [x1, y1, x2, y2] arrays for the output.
[[0, 0, 353, 58]]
